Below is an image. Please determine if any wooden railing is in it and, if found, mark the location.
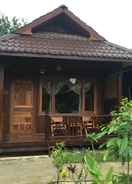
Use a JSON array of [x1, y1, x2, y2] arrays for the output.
[[49, 114, 111, 137]]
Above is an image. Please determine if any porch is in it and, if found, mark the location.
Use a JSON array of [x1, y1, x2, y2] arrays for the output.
[[45, 114, 111, 148], [46, 114, 111, 137], [0, 56, 122, 151]]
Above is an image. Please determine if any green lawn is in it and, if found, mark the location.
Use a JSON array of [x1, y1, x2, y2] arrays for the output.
[[54, 149, 116, 163]]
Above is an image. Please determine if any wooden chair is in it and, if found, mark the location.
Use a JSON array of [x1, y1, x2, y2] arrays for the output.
[[67, 116, 83, 136], [82, 115, 94, 135], [50, 116, 66, 136]]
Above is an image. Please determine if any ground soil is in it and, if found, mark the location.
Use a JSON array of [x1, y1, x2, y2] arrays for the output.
[[0, 155, 57, 184]]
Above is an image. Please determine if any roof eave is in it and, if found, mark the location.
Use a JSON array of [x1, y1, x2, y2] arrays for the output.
[[0, 52, 131, 63]]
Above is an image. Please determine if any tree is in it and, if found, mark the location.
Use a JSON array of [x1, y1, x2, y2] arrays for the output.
[[0, 15, 26, 36]]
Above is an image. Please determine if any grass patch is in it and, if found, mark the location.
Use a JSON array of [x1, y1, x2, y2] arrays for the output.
[[114, 174, 132, 183], [61, 150, 84, 163], [56, 149, 107, 163]]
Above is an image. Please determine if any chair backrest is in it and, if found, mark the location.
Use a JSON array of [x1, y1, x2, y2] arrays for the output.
[[51, 116, 63, 123], [82, 115, 94, 128], [82, 116, 91, 122]]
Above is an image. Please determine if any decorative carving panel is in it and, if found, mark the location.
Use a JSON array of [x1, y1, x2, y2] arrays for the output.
[[12, 111, 32, 133], [14, 81, 33, 107]]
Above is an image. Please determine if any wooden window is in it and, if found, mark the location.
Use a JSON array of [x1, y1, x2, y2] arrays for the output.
[[41, 81, 51, 113], [42, 87, 51, 112], [55, 79, 81, 113], [84, 81, 94, 111], [40, 79, 95, 114]]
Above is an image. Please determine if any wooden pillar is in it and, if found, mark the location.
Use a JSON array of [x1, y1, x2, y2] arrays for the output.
[[81, 81, 85, 114], [0, 67, 4, 142], [52, 95, 55, 113], [51, 82, 55, 113], [117, 72, 122, 104], [94, 80, 98, 114]]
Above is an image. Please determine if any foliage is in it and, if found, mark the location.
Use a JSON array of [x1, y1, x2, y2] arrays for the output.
[[51, 143, 82, 183], [0, 15, 26, 36], [113, 174, 132, 184], [51, 142, 65, 170], [61, 150, 84, 163], [84, 153, 113, 184], [51, 142, 69, 183], [52, 146, 105, 163], [87, 98, 132, 183], [51, 143, 115, 183]]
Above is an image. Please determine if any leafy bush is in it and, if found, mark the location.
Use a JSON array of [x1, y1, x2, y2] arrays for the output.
[[87, 98, 132, 184], [84, 153, 113, 184], [51, 143, 115, 183]]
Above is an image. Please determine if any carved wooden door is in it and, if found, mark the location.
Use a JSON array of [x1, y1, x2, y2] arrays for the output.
[[10, 80, 34, 140]]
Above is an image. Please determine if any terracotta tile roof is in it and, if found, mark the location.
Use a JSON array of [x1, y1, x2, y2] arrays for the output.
[[0, 32, 132, 61], [0, 6, 131, 62]]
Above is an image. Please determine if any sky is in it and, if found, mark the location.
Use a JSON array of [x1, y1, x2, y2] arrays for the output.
[[0, 0, 132, 48]]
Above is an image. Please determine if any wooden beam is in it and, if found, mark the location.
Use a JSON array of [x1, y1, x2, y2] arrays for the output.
[[94, 80, 98, 114], [117, 72, 122, 104], [0, 67, 4, 142], [81, 81, 85, 113]]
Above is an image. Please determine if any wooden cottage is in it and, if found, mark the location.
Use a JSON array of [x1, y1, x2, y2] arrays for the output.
[[0, 5, 132, 152]]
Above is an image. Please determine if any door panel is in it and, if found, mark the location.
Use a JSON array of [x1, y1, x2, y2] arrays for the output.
[[12, 111, 33, 134], [10, 80, 34, 140]]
